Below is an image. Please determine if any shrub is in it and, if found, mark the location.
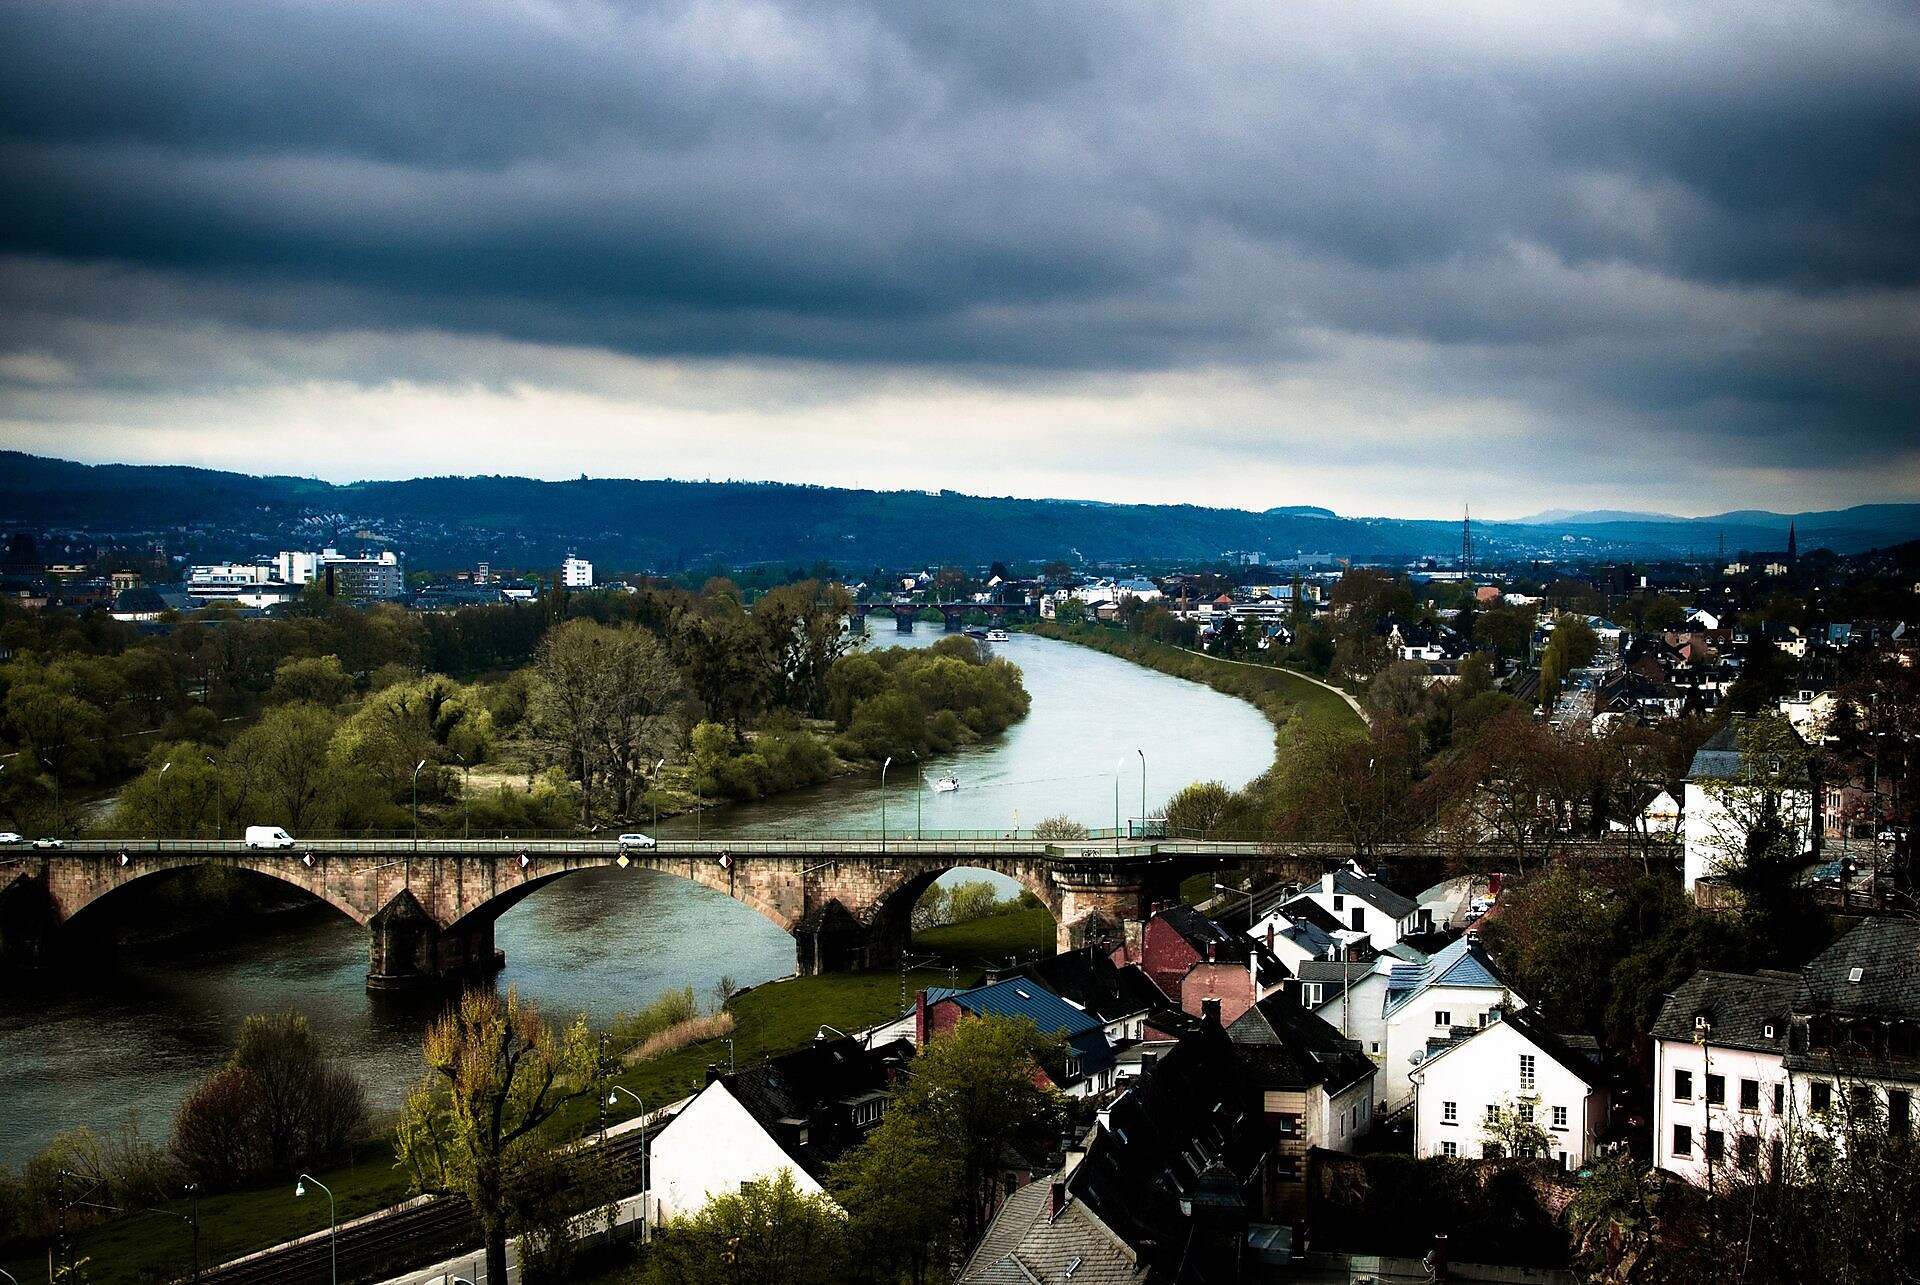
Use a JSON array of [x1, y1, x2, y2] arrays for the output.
[[1033, 815, 1090, 840]]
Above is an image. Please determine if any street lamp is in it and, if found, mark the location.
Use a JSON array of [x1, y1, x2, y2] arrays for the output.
[[606, 1086, 651, 1242], [652, 757, 666, 834], [880, 756, 894, 853], [721, 1037, 736, 1073], [1114, 754, 1128, 840], [410, 759, 428, 851], [294, 1174, 336, 1285], [1213, 882, 1256, 927], [913, 753, 923, 840], [1137, 748, 1147, 837], [453, 752, 471, 841]]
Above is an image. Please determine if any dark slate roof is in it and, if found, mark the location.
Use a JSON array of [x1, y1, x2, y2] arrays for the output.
[[720, 1036, 914, 1179], [1686, 715, 1810, 785], [1152, 906, 1290, 987], [1328, 868, 1418, 920], [1019, 950, 1166, 1026], [1278, 898, 1346, 937], [1225, 993, 1376, 1095], [1795, 919, 1920, 1022], [1070, 1021, 1267, 1285], [1651, 970, 1797, 1054], [1293, 959, 1376, 999]]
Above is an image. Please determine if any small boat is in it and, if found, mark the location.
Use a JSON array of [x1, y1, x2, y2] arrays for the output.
[[963, 627, 989, 640], [933, 774, 960, 793], [985, 628, 1010, 643]]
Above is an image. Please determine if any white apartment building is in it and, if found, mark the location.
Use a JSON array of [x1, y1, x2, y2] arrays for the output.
[[1651, 921, 1920, 1188], [562, 554, 594, 589], [1411, 1006, 1608, 1169]]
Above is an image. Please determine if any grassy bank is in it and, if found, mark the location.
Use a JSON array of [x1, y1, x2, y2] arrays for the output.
[[913, 905, 1056, 967], [0, 1139, 413, 1285], [1029, 622, 1363, 743]]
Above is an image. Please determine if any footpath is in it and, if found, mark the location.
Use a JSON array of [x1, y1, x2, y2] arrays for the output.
[[1171, 646, 1370, 724]]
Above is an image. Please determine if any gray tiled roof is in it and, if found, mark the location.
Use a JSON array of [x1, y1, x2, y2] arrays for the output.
[[1331, 868, 1418, 920], [1651, 970, 1797, 1053], [959, 1175, 1153, 1284]]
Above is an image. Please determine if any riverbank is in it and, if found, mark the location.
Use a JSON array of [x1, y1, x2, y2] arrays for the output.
[[1027, 622, 1363, 745]]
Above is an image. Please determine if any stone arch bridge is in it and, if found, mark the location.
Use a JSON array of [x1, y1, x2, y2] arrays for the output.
[[0, 836, 1314, 989]]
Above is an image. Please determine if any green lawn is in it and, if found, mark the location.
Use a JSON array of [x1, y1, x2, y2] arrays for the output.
[[1, 1139, 413, 1285], [912, 906, 1056, 967]]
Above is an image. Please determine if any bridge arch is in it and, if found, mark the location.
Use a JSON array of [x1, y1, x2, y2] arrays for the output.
[[860, 859, 1063, 962]]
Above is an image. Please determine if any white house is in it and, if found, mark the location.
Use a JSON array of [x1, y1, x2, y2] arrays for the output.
[[1283, 868, 1423, 953], [647, 1037, 910, 1222], [1381, 937, 1524, 1111], [1295, 955, 1397, 1081], [562, 554, 593, 589], [1650, 969, 1796, 1186], [1682, 718, 1815, 892], [648, 1077, 827, 1223], [1411, 1006, 1608, 1169]]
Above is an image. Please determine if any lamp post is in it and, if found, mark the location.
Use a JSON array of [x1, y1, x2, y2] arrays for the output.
[[1114, 753, 1127, 842], [453, 752, 471, 841], [914, 753, 923, 840], [880, 756, 894, 853], [410, 758, 428, 851], [294, 1174, 336, 1285], [607, 1086, 651, 1241], [205, 755, 222, 840], [721, 1037, 736, 1073], [186, 1182, 200, 1282], [1137, 748, 1147, 837], [652, 757, 666, 834]]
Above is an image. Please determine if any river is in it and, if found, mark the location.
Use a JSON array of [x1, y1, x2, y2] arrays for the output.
[[0, 630, 1275, 1167]]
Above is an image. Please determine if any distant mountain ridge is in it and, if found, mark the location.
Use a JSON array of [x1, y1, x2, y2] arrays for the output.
[[2, 451, 1916, 571]]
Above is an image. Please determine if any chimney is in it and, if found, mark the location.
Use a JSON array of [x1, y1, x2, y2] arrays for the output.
[[1206, 941, 1218, 963], [1202, 997, 1222, 1028], [705, 1063, 723, 1085], [1139, 1051, 1158, 1076], [1265, 922, 1275, 951], [915, 988, 930, 1046], [1322, 871, 1335, 895], [1049, 1181, 1068, 1221]]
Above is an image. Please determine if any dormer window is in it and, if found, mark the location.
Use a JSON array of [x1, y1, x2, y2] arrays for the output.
[[1695, 1014, 1710, 1030]]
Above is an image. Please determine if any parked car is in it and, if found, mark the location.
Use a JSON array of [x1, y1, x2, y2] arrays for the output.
[[618, 833, 657, 850], [0, 831, 23, 846], [32, 837, 64, 849], [244, 825, 296, 850]]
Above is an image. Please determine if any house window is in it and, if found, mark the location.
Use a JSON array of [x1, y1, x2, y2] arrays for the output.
[[1737, 1078, 1758, 1111], [1519, 1103, 1534, 1124], [1486, 1104, 1499, 1121], [1674, 1069, 1693, 1100], [1443, 1100, 1458, 1123], [1441, 1141, 1458, 1157], [1773, 1083, 1785, 1113], [1333, 894, 1345, 911], [1770, 1139, 1784, 1174], [1301, 983, 1323, 1007], [1706, 1073, 1725, 1106], [1552, 1105, 1568, 1130], [1065, 1056, 1082, 1081], [851, 1099, 884, 1127], [1850, 1085, 1874, 1116], [1706, 1130, 1724, 1162], [1673, 1125, 1693, 1157], [1351, 907, 1365, 932], [1891, 1090, 1911, 1138], [1736, 1135, 1759, 1171], [1811, 1082, 1832, 1113], [1520, 1054, 1536, 1093], [1435, 1010, 1452, 1027]]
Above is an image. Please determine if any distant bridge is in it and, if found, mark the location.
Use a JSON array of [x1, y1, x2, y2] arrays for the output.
[[0, 834, 1387, 989], [849, 600, 1035, 632]]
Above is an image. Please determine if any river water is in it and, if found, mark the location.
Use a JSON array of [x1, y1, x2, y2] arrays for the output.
[[0, 631, 1274, 1166]]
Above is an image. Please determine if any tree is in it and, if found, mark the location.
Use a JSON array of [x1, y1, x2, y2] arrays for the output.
[[113, 742, 227, 838], [840, 1014, 1067, 1245], [1697, 714, 1823, 964], [1033, 814, 1090, 840], [1269, 717, 1416, 854], [832, 1106, 960, 1285], [269, 654, 354, 707], [224, 702, 346, 832], [1482, 1100, 1553, 1159], [169, 1012, 368, 1190], [1474, 604, 1535, 659], [531, 620, 685, 823], [1162, 781, 1236, 838], [395, 986, 595, 1285], [1537, 615, 1600, 708], [643, 1170, 848, 1285]]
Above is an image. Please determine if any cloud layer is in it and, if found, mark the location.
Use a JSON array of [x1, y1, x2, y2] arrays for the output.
[[0, 0, 1915, 517]]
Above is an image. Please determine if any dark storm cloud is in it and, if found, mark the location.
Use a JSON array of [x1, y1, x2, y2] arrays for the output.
[[0, 0, 1915, 494]]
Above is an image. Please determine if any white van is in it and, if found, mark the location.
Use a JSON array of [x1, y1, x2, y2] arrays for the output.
[[244, 825, 296, 849]]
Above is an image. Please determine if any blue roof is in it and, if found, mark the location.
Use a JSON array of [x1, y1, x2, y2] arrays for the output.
[[1383, 937, 1508, 1017], [935, 977, 1113, 1072]]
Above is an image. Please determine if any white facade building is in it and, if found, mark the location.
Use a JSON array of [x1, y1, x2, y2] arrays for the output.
[[1682, 719, 1815, 891], [1284, 868, 1423, 953], [562, 554, 594, 588], [647, 1079, 827, 1224], [1411, 1007, 1608, 1168], [1650, 970, 1795, 1185], [1381, 938, 1524, 1111]]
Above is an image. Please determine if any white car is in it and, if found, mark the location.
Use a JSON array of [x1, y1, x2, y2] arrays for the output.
[[0, 832, 23, 846], [617, 833, 657, 850], [32, 837, 64, 849]]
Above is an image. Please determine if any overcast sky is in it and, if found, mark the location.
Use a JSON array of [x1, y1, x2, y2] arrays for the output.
[[0, 0, 1914, 520]]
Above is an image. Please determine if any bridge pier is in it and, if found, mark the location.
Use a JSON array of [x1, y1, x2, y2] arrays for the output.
[[367, 891, 504, 991]]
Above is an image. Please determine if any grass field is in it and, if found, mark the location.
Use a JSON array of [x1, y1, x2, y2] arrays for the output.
[[912, 905, 1056, 968]]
